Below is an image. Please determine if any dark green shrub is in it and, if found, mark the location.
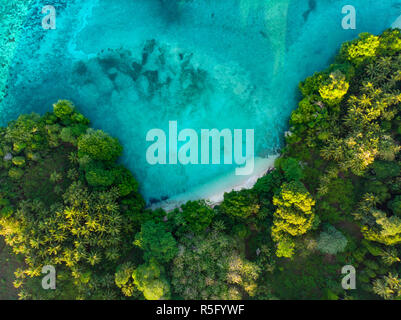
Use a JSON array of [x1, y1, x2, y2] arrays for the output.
[[372, 160, 400, 180], [85, 166, 115, 187], [180, 200, 215, 233], [219, 189, 260, 219]]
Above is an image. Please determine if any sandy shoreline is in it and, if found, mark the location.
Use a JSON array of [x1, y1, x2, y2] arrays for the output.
[[392, 15, 401, 28], [151, 155, 279, 211]]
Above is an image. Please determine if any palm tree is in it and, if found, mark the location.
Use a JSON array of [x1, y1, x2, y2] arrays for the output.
[[373, 278, 394, 300], [385, 273, 401, 291], [380, 248, 400, 266]]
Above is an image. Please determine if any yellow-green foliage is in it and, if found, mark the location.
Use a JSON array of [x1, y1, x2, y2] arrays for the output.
[[271, 181, 316, 258], [275, 236, 296, 259], [372, 273, 401, 300], [53, 100, 75, 120], [0, 182, 134, 296], [13, 142, 26, 153], [319, 71, 349, 101], [219, 190, 260, 219], [355, 194, 401, 246], [132, 260, 171, 300], [12, 156, 25, 167], [379, 29, 401, 54], [341, 33, 380, 63], [361, 210, 401, 246], [115, 263, 136, 297], [8, 167, 24, 179]]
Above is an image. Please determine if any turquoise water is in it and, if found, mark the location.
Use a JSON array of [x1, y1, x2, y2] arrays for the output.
[[2, 0, 401, 203]]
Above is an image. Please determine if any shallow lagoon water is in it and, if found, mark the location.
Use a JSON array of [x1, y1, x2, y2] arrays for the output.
[[2, 0, 401, 203]]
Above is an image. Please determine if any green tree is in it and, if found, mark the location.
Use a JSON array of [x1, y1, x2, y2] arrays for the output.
[[180, 200, 215, 233], [171, 228, 260, 299], [78, 129, 123, 162], [134, 221, 178, 263], [271, 181, 316, 258], [112, 166, 139, 197], [275, 157, 304, 181], [372, 160, 401, 180], [5, 113, 45, 152], [316, 225, 348, 255], [84, 163, 115, 188], [53, 100, 75, 121], [115, 262, 138, 297], [389, 196, 401, 217], [373, 273, 401, 300], [132, 260, 171, 300], [219, 190, 260, 219]]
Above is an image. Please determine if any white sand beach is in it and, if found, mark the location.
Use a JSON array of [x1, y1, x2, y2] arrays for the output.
[[152, 155, 279, 211], [392, 15, 401, 28]]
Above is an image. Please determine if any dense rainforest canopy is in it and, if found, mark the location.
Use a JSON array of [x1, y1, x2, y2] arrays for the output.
[[2, 29, 401, 300]]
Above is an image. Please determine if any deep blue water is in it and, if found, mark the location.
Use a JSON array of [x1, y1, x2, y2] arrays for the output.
[[2, 0, 401, 202]]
